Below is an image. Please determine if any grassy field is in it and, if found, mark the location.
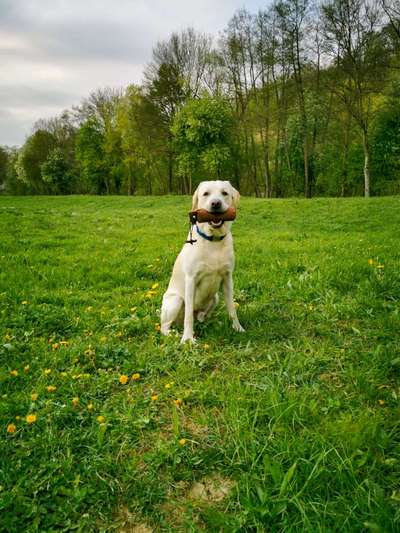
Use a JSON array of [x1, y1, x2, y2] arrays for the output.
[[1, 195, 399, 532]]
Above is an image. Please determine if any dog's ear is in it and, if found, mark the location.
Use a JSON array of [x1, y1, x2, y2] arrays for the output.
[[231, 185, 240, 208], [191, 186, 199, 211]]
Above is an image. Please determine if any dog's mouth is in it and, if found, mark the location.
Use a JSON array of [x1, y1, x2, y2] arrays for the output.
[[209, 220, 224, 228]]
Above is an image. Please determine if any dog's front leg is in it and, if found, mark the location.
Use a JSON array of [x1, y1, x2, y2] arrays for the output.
[[223, 271, 245, 332], [181, 275, 196, 343]]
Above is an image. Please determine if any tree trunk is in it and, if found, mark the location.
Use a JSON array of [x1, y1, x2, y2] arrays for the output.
[[362, 129, 370, 197], [168, 151, 173, 193], [303, 137, 311, 198]]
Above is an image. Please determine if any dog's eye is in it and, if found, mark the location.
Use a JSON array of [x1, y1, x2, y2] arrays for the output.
[[222, 191, 228, 196], [203, 192, 209, 196]]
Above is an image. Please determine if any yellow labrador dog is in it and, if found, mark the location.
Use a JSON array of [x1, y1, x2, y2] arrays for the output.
[[161, 180, 244, 343]]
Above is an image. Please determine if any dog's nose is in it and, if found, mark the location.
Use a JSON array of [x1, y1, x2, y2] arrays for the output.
[[211, 200, 222, 211]]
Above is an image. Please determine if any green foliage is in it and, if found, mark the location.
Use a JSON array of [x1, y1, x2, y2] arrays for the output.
[[1, 195, 399, 531], [15, 130, 57, 193], [172, 97, 234, 180], [0, 146, 8, 189], [41, 147, 73, 194], [371, 81, 400, 194], [75, 119, 107, 194]]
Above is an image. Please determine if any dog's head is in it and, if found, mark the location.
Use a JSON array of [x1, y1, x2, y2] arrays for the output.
[[191, 180, 240, 229]]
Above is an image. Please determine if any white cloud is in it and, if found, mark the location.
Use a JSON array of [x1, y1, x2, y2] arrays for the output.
[[0, 0, 266, 146]]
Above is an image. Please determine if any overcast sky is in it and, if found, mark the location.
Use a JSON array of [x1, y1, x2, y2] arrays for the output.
[[0, 0, 266, 146]]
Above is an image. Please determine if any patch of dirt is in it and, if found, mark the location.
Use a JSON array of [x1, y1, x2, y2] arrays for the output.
[[183, 417, 209, 438], [187, 476, 236, 503], [117, 506, 153, 533]]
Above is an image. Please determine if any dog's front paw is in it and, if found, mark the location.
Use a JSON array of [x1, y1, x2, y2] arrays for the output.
[[180, 334, 196, 344], [233, 322, 245, 333]]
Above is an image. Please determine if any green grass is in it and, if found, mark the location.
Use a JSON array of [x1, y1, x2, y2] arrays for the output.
[[1, 195, 400, 532]]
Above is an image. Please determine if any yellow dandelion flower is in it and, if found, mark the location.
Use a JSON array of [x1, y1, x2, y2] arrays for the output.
[[119, 375, 129, 385], [72, 397, 79, 407], [368, 259, 374, 265], [179, 438, 187, 446], [203, 343, 210, 350], [164, 383, 172, 389], [84, 345, 95, 356], [155, 323, 161, 331], [31, 393, 38, 401], [47, 385, 57, 392], [7, 424, 16, 434], [44, 368, 51, 375], [96, 415, 105, 423], [24, 365, 30, 373], [21, 300, 28, 305], [151, 283, 159, 290], [173, 398, 183, 407], [151, 394, 158, 401], [131, 373, 140, 381], [87, 403, 94, 411], [10, 370, 18, 377], [26, 414, 37, 424], [130, 306, 137, 313], [15, 416, 21, 420], [378, 399, 385, 406]]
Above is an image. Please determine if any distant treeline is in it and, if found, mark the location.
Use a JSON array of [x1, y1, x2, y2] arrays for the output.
[[1, 0, 400, 198]]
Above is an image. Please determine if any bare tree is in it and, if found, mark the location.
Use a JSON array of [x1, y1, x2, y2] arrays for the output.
[[381, 0, 400, 44]]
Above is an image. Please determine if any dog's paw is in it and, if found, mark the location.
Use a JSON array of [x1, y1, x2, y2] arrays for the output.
[[197, 311, 206, 323], [180, 335, 196, 344], [233, 322, 245, 333]]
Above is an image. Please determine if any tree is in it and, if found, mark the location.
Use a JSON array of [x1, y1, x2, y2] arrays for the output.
[[322, 0, 389, 196], [16, 130, 56, 193], [41, 148, 72, 194], [75, 119, 107, 194], [172, 97, 234, 193], [274, 0, 314, 197], [0, 146, 8, 191], [371, 80, 400, 193], [144, 28, 212, 192], [381, 0, 400, 47], [117, 85, 166, 194], [74, 88, 124, 193]]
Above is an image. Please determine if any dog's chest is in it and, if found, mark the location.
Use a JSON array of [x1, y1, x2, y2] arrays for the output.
[[193, 246, 231, 298]]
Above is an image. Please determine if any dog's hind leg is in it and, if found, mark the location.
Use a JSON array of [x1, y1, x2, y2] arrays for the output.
[[160, 293, 183, 335], [197, 293, 219, 323]]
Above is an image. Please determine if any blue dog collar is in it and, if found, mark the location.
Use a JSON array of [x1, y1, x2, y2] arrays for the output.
[[196, 225, 226, 242]]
